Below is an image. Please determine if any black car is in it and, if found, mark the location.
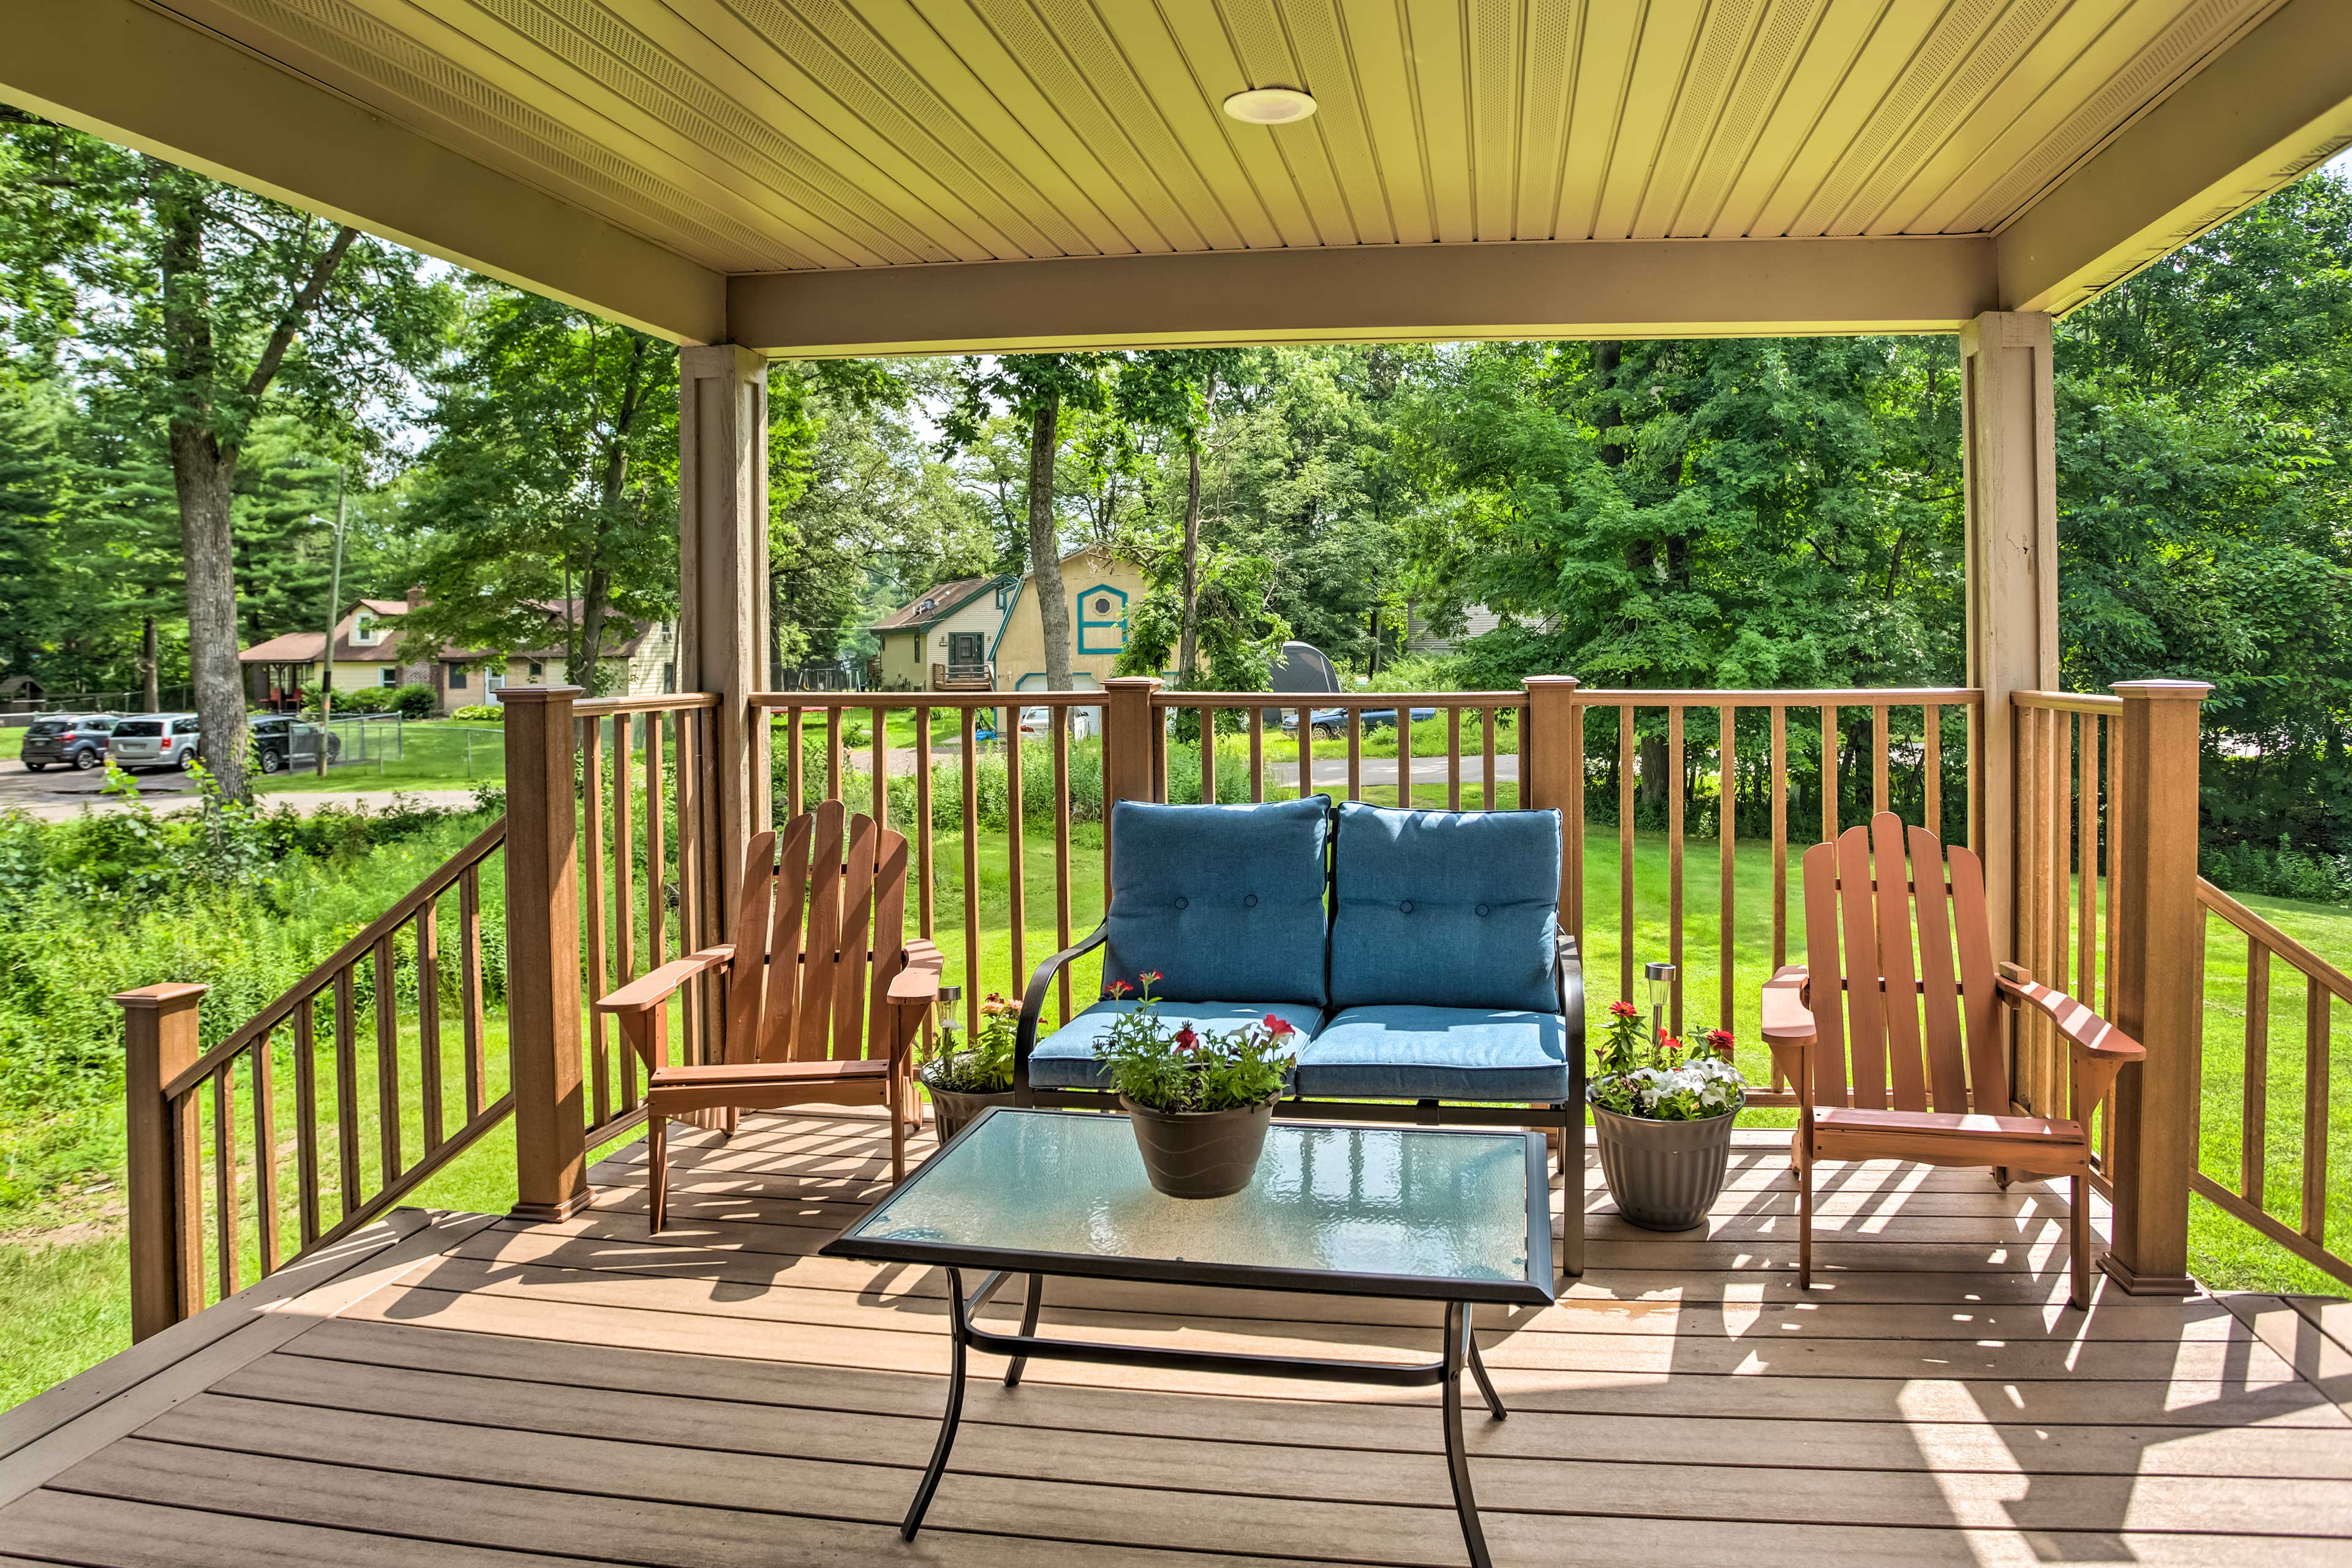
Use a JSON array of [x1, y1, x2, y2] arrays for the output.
[[20, 714, 119, 771], [249, 715, 341, 774]]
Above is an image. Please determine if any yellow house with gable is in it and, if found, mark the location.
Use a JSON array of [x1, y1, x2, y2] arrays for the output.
[[873, 548, 1149, 694]]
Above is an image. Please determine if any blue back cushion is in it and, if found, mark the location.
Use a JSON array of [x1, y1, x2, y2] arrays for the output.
[[1101, 796, 1331, 1006], [1329, 802, 1561, 1012]]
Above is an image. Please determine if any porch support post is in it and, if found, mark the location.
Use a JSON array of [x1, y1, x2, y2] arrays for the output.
[[1101, 677, 1161, 882], [117, 982, 206, 1340], [678, 344, 770, 919], [499, 685, 590, 1223], [1521, 676, 1581, 916], [2101, 679, 2211, 1295], [1959, 311, 2059, 965]]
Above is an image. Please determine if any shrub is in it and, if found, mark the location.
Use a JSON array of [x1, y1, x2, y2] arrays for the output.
[[388, 683, 438, 719], [451, 704, 503, 723], [2201, 837, 2352, 905], [329, 687, 388, 714]]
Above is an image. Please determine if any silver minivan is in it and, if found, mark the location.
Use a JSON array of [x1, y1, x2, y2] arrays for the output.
[[108, 713, 202, 773]]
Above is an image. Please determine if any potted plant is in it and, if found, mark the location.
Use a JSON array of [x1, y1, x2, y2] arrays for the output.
[[917, 989, 1016, 1142], [1588, 999, 1747, 1231], [1095, 973, 1299, 1199]]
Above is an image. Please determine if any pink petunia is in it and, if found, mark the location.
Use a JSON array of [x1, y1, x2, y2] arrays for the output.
[[1608, 1000, 1639, 1020], [1262, 1014, 1296, 1040], [1174, 1025, 1199, 1052]]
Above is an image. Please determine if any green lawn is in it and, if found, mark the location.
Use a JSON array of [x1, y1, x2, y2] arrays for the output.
[[255, 718, 506, 795]]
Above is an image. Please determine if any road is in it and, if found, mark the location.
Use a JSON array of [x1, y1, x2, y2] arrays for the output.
[[0, 763, 482, 823]]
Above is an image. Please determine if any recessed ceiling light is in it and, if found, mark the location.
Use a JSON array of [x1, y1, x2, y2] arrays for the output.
[[1223, 87, 1317, 126]]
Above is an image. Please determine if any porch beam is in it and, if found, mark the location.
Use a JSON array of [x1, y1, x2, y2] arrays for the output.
[[1959, 311, 2059, 969], [0, 0, 722, 346], [726, 236, 1999, 357], [1997, 0, 2352, 317], [677, 345, 770, 916]]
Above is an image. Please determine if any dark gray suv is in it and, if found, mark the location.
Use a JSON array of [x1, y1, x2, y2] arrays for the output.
[[20, 714, 119, 771]]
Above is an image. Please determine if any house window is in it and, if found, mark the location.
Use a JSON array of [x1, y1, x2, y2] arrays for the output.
[[352, 612, 377, 646], [378, 667, 397, 688], [662, 662, 676, 693], [1077, 584, 1129, 655], [449, 665, 469, 692], [527, 660, 544, 679]]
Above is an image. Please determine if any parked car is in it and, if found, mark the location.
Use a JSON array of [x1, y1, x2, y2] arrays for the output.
[[976, 706, 1099, 742], [1280, 705, 1438, 739], [249, 715, 340, 774], [107, 713, 202, 773], [19, 714, 120, 771]]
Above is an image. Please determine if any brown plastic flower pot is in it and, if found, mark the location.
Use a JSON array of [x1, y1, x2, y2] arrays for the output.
[[1591, 1102, 1741, 1231], [1118, 1095, 1276, 1199]]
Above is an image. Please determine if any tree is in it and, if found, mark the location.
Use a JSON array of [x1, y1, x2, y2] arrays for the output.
[[943, 355, 1114, 693], [401, 287, 676, 695], [1117, 350, 1244, 685]]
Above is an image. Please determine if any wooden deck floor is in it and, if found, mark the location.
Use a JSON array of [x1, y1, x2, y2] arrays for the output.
[[5, 1114, 2351, 1566]]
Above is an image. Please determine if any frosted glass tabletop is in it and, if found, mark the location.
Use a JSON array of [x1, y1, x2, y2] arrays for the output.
[[826, 1109, 1552, 1304]]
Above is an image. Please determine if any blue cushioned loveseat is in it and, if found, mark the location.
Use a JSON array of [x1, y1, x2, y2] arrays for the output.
[[1014, 794, 1585, 1275]]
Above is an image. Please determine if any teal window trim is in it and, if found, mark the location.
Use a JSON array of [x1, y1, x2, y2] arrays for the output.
[[1077, 582, 1128, 655], [987, 579, 1026, 661]]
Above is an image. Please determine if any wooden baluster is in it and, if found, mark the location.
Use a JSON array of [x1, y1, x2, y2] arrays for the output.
[[1719, 705, 1736, 1036], [1967, 697, 1982, 853], [1197, 706, 1216, 804], [2304, 976, 2332, 1246], [1248, 706, 1264, 802], [293, 995, 322, 1246], [1872, 703, 1890, 821], [373, 935, 399, 1185], [119, 983, 205, 1340], [582, 717, 610, 1126], [1517, 701, 1529, 812], [2048, 712, 2070, 1114], [461, 864, 488, 1120], [1924, 703, 1942, 841], [2244, 938, 2269, 1207], [1446, 708, 1461, 812], [826, 707, 844, 803], [916, 706, 936, 938], [2105, 712, 2121, 1014], [1008, 712, 1027, 997], [333, 967, 359, 1218], [613, 714, 636, 989], [1054, 712, 1074, 1024], [1668, 705, 1684, 1036], [1482, 705, 1498, 810], [676, 707, 703, 1067], [1618, 704, 1635, 1003], [1567, 701, 1585, 953], [2016, 706, 2043, 1109], [1346, 709, 1362, 802], [647, 710, 668, 974], [416, 903, 443, 1151], [786, 707, 805, 820], [1297, 702, 1313, 804], [212, 1065, 237, 1302], [960, 706, 982, 1043], [2079, 709, 2099, 1008], [1821, 704, 1839, 842], [1770, 705, 1788, 975], [870, 704, 888, 827], [1396, 701, 1412, 809], [1154, 696, 1169, 802]]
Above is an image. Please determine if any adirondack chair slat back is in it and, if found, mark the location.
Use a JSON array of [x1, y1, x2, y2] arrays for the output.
[[1802, 811, 2004, 1113], [722, 799, 911, 1066]]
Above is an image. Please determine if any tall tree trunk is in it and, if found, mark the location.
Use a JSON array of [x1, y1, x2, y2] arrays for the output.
[[1637, 732, 1668, 820], [576, 565, 612, 696], [156, 184, 250, 803], [1026, 394, 1073, 694], [139, 616, 159, 712], [1175, 442, 1202, 684]]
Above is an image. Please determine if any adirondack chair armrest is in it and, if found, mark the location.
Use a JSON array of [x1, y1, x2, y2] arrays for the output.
[[595, 946, 736, 1016], [1760, 965, 1815, 1097], [1996, 965, 2144, 1063], [888, 940, 944, 1005]]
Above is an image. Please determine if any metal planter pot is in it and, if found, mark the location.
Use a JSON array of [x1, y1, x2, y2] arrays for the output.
[[1118, 1095, 1276, 1199], [1591, 1101, 1742, 1232]]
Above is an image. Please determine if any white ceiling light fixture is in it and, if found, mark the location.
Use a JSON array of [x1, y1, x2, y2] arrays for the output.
[[1223, 86, 1317, 126]]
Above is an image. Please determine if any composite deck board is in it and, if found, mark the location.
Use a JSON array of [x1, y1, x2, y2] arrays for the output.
[[5, 1114, 2349, 1566]]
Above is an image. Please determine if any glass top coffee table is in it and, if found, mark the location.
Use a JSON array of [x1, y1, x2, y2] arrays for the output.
[[823, 1107, 1555, 1567]]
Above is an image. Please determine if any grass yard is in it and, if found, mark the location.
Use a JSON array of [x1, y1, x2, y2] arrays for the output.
[[255, 718, 507, 795]]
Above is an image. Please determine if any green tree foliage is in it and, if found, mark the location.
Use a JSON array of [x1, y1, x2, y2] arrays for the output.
[[400, 287, 676, 695]]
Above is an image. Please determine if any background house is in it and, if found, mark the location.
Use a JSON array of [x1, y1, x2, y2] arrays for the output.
[[873, 548, 1147, 694], [241, 594, 677, 714]]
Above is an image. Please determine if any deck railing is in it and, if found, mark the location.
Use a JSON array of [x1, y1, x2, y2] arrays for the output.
[[115, 817, 510, 1340]]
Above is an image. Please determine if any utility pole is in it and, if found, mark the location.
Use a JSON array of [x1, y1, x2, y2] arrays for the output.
[[317, 464, 347, 777]]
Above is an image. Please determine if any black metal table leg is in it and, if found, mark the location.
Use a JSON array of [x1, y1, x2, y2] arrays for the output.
[[1003, 1272, 1045, 1387], [1465, 1303, 1506, 1421], [1441, 1301, 1494, 1568], [902, 1265, 970, 1540]]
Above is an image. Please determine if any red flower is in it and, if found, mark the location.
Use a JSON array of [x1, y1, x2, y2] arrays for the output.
[[1174, 1025, 1199, 1052], [1608, 1000, 1639, 1020], [1140, 970, 1164, 986], [1703, 1028, 1735, 1053], [1262, 1014, 1296, 1041], [1107, 980, 1132, 998]]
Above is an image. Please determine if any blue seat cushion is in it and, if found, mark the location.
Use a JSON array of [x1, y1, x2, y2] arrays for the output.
[[1295, 1005, 1571, 1101], [1329, 802, 1561, 1012], [1026, 1000, 1326, 1090], [1101, 796, 1331, 1006]]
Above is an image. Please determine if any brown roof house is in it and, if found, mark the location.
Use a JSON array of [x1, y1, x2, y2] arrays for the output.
[[241, 592, 678, 714]]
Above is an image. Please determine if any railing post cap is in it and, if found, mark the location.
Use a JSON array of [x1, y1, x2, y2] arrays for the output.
[[114, 982, 208, 1009], [1104, 676, 1163, 692], [1521, 675, 1580, 691], [493, 685, 584, 705], [2111, 680, 2213, 702]]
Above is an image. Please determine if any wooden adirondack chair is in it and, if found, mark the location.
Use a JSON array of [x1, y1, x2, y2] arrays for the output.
[[595, 799, 943, 1230], [1760, 812, 2144, 1308]]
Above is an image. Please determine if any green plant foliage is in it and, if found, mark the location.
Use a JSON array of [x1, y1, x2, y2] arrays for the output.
[[1587, 1001, 1745, 1121], [1090, 974, 1296, 1113], [450, 704, 502, 722], [919, 992, 1016, 1095]]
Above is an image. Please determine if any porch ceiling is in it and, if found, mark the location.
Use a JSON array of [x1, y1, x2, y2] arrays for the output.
[[6, 0, 2351, 352]]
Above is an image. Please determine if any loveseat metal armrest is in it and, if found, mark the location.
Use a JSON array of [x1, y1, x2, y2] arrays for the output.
[[1555, 930, 1586, 1096], [1014, 924, 1109, 1105]]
